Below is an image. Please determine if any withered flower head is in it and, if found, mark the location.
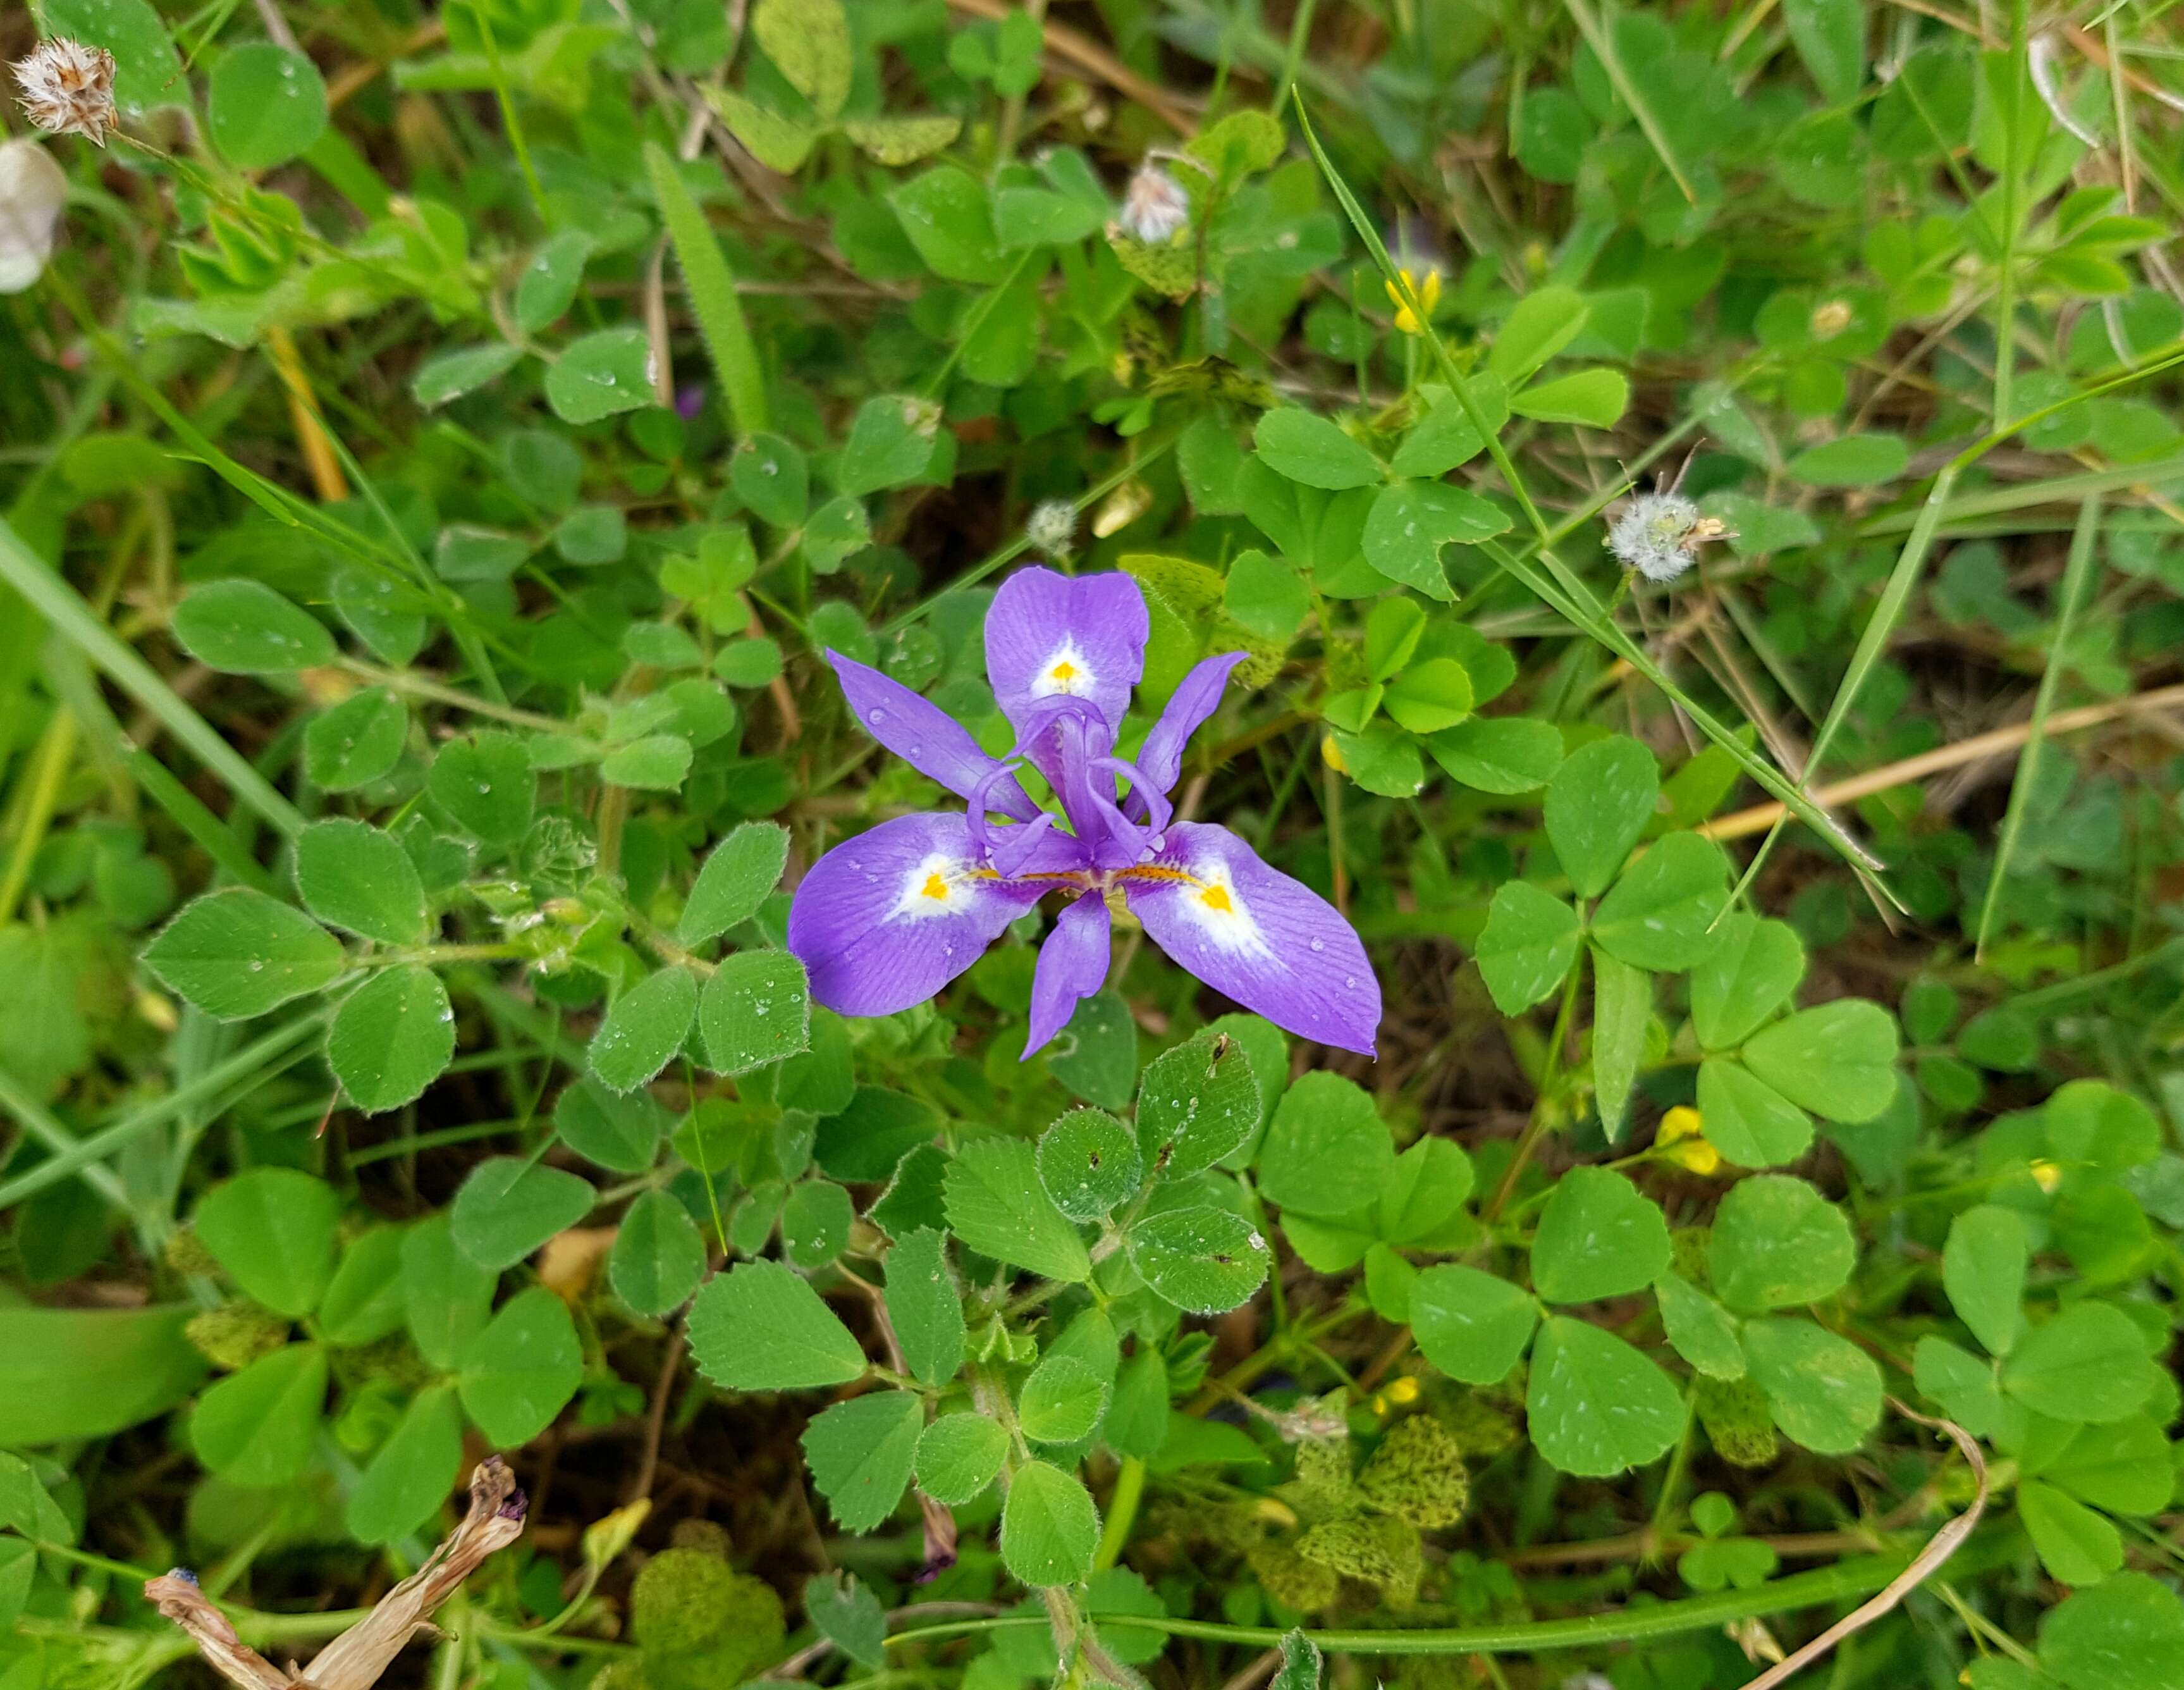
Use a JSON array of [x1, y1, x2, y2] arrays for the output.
[[147, 1459, 527, 1690], [1115, 162, 1189, 244], [11, 38, 118, 148]]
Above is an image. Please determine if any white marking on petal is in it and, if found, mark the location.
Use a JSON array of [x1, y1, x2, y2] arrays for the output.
[[1169, 864, 1270, 959], [1029, 640, 1094, 701], [890, 853, 978, 922]]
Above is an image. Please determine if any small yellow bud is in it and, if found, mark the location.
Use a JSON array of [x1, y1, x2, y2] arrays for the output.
[[582, 1498, 651, 1573], [1665, 1137, 1722, 1176], [1383, 267, 1442, 336], [1320, 732, 1349, 774], [2029, 1159, 2062, 1194], [1657, 1107, 1720, 1174], [1384, 1376, 1421, 1405]]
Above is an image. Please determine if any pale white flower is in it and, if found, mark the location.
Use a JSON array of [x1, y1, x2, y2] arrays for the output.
[[11, 37, 118, 147], [1024, 498, 1076, 558], [0, 140, 68, 294], [1606, 489, 1732, 583], [1116, 163, 1189, 244]]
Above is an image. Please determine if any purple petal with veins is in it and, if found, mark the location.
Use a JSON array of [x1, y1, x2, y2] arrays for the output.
[[787, 813, 1052, 1017], [830, 651, 1038, 820], [1024, 892, 1112, 1057], [1131, 651, 1246, 814], [1121, 822, 1380, 1056], [985, 566, 1148, 743]]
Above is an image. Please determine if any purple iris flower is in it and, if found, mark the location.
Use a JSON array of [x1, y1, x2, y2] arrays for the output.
[[786, 569, 1381, 1057]]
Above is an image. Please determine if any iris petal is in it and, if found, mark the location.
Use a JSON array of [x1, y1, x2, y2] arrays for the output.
[[1024, 893, 1112, 1058], [830, 651, 1038, 820], [1132, 651, 1245, 810], [1121, 822, 1380, 1056], [984, 567, 1148, 742], [787, 813, 1048, 1018]]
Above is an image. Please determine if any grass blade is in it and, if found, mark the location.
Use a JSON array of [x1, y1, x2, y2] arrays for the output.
[[1292, 96, 1875, 873], [1974, 495, 2102, 958], [0, 1016, 326, 1212], [0, 1066, 132, 1210], [646, 142, 770, 441], [0, 518, 306, 839], [1559, 0, 1696, 204]]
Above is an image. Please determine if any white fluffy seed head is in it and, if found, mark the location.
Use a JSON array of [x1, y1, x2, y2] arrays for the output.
[[11, 38, 118, 147], [0, 139, 69, 294], [1607, 490, 1731, 583], [1116, 163, 1189, 244], [1024, 498, 1076, 558]]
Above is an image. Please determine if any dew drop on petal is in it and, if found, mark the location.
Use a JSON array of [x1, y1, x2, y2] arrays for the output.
[[1309, 938, 1325, 953]]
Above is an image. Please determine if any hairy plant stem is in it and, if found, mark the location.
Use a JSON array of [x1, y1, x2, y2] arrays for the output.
[[885, 1529, 2018, 1658]]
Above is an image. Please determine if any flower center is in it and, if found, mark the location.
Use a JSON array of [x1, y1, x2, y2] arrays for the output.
[[919, 872, 949, 900], [1201, 885, 1234, 912], [1031, 643, 1093, 701]]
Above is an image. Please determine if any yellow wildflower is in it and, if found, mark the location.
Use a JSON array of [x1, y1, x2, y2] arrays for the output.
[[1657, 1105, 1721, 1175], [1384, 1376, 1421, 1405], [1384, 266, 1441, 335]]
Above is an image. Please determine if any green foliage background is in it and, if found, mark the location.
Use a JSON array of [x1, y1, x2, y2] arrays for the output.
[[1, 0, 2182, 1686]]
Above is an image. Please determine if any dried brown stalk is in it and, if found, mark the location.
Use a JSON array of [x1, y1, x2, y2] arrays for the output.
[[1740, 1405, 1987, 1690], [145, 1458, 527, 1690], [1698, 682, 2184, 843]]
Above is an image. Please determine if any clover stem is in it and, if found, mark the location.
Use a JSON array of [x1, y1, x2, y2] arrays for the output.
[[1485, 943, 1585, 1223]]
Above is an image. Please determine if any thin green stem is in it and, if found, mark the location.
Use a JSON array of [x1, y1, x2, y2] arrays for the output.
[[474, 4, 552, 228], [880, 432, 1181, 636], [1093, 1457, 1147, 1573], [1993, 0, 2030, 429], [886, 1533, 2014, 1657]]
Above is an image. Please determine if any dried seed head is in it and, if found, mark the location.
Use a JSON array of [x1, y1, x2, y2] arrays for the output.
[[1115, 162, 1189, 244], [1605, 489, 1732, 583], [12, 38, 118, 148], [1024, 497, 1076, 558]]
